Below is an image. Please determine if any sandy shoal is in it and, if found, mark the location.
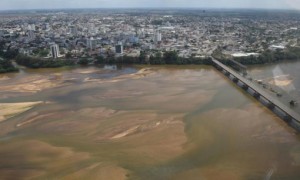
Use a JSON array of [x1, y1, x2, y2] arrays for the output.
[[0, 102, 43, 122], [269, 79, 293, 86]]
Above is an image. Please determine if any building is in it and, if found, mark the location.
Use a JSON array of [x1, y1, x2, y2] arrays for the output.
[[28, 24, 36, 31], [43, 23, 50, 31], [129, 36, 139, 44], [50, 44, 60, 59], [86, 37, 97, 50], [115, 44, 124, 54], [269, 45, 285, 51], [27, 30, 35, 40], [69, 26, 78, 35], [154, 30, 162, 44]]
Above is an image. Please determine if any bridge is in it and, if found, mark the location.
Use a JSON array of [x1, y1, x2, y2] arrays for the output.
[[211, 58, 300, 131]]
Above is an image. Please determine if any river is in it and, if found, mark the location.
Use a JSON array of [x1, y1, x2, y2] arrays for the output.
[[0, 63, 299, 179], [248, 60, 300, 114]]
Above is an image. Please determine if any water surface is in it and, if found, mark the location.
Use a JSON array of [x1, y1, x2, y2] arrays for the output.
[[0, 64, 299, 179]]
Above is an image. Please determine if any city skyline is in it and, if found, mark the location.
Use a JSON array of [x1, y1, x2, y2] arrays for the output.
[[1, 0, 300, 10]]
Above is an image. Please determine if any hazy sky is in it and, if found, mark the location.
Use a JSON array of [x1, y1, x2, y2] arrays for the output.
[[1, 0, 300, 10]]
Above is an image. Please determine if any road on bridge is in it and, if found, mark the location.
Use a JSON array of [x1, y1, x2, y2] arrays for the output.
[[211, 57, 300, 124]]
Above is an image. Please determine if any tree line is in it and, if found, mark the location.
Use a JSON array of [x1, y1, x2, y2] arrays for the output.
[[214, 47, 300, 65], [93, 51, 212, 65], [0, 58, 18, 73], [0, 41, 19, 73], [15, 54, 75, 68], [7, 45, 300, 74]]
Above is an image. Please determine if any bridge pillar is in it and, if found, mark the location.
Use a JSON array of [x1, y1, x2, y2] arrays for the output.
[[232, 77, 239, 83], [267, 102, 275, 110], [253, 91, 260, 99], [225, 71, 230, 77], [242, 84, 249, 90], [213, 64, 219, 69], [283, 115, 292, 123]]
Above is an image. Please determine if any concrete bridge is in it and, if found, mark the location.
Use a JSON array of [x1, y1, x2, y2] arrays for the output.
[[211, 58, 300, 131]]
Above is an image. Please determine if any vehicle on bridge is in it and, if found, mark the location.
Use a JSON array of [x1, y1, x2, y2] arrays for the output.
[[290, 100, 297, 107]]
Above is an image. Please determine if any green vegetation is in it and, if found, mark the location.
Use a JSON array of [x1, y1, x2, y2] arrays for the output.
[[78, 58, 89, 65], [0, 58, 18, 73], [0, 41, 19, 73], [15, 55, 75, 68], [65, 52, 72, 59], [38, 49, 50, 57], [3, 46, 299, 74], [32, 48, 49, 57], [233, 49, 300, 65], [213, 47, 300, 65], [94, 51, 212, 65], [148, 51, 212, 65]]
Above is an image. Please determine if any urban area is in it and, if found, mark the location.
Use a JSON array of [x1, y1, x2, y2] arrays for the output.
[[1, 9, 300, 71]]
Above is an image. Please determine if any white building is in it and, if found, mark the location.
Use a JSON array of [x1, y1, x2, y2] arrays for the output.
[[28, 30, 35, 40], [86, 37, 97, 50], [50, 44, 60, 59], [154, 30, 162, 44], [269, 45, 285, 51], [27, 24, 36, 31]]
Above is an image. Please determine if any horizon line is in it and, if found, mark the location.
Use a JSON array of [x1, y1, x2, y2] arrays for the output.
[[0, 7, 299, 12]]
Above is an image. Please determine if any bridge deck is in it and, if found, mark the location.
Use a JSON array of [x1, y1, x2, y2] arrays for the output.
[[212, 58, 300, 123]]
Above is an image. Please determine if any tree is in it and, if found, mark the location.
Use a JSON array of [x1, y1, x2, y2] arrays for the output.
[[139, 51, 147, 64], [65, 52, 72, 59], [39, 49, 49, 57], [95, 56, 105, 64], [78, 58, 89, 65], [2, 49, 19, 59], [0, 58, 18, 73], [163, 51, 178, 64], [15, 54, 75, 68], [149, 51, 164, 65]]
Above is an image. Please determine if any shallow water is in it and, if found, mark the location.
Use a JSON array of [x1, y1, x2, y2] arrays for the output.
[[0, 64, 299, 179], [248, 60, 300, 114]]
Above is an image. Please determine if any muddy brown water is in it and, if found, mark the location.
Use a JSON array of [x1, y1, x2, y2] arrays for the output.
[[0, 64, 299, 179]]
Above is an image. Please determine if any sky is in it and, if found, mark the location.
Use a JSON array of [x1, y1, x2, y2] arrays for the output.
[[1, 0, 300, 10]]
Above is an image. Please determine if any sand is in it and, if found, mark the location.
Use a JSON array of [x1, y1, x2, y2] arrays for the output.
[[0, 79, 59, 93], [268, 75, 293, 87], [72, 69, 102, 74], [111, 125, 140, 139], [0, 102, 43, 122], [83, 68, 154, 83], [0, 76, 10, 81], [269, 79, 293, 86]]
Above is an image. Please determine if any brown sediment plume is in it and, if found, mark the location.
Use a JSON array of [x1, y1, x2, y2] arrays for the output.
[[16, 112, 56, 127], [290, 145, 300, 166], [62, 163, 129, 180], [18, 107, 190, 165], [171, 104, 299, 179], [0, 140, 90, 179]]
